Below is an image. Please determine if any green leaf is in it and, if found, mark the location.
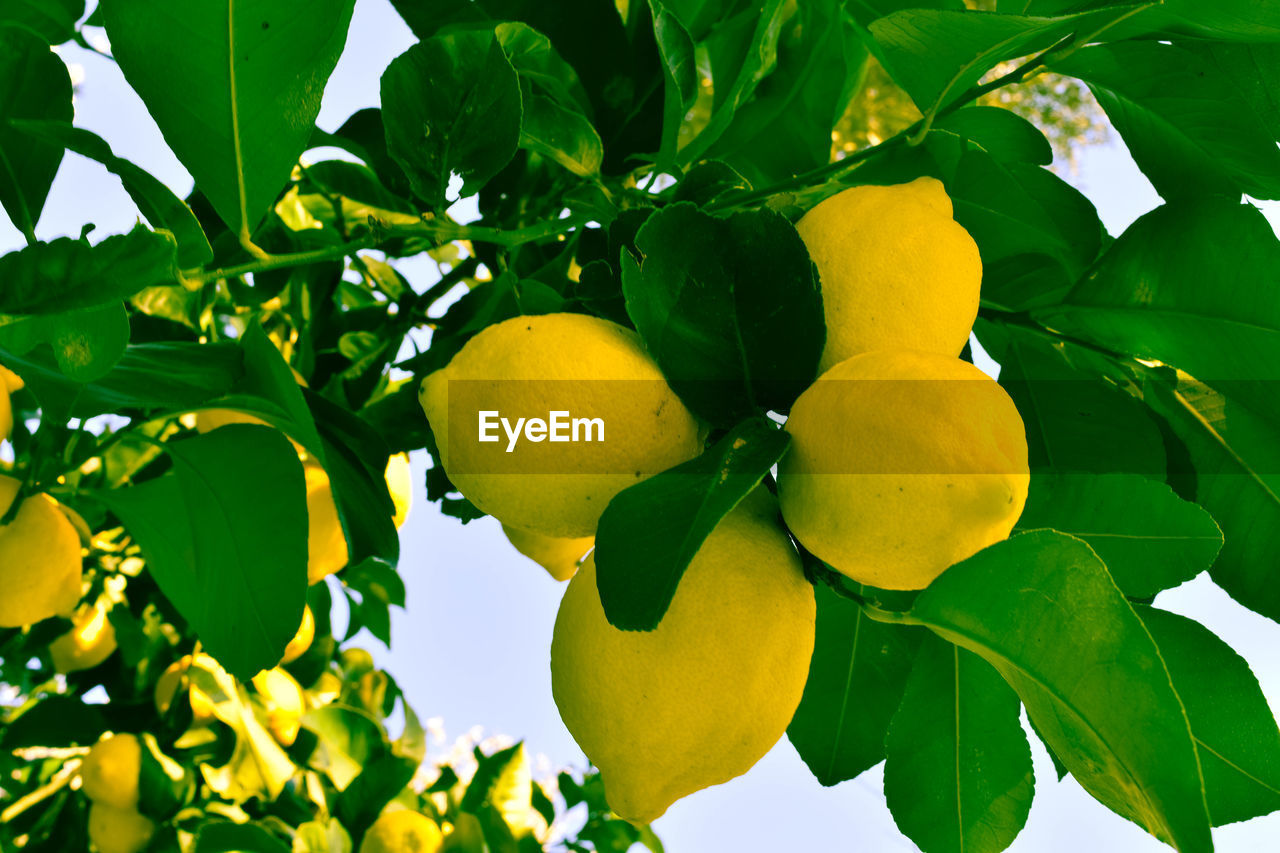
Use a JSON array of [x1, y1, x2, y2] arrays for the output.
[[461, 743, 534, 839], [671, 160, 750, 207], [1034, 199, 1280, 427], [1139, 606, 1280, 826], [621, 203, 824, 425], [847, 0, 965, 28], [0, 696, 105, 749], [333, 754, 418, 839], [0, 24, 72, 237], [910, 531, 1212, 852], [381, 29, 522, 208], [1016, 473, 1222, 598], [493, 21, 592, 113], [519, 93, 603, 177], [594, 417, 789, 631], [0, 300, 130, 382], [9, 120, 213, 268], [94, 425, 309, 681], [302, 705, 388, 791], [1185, 43, 1280, 141], [650, 0, 698, 167], [99, 0, 356, 238], [0, 226, 178, 315], [934, 107, 1053, 166], [787, 582, 924, 786], [195, 823, 291, 853], [0, 0, 84, 44], [884, 635, 1034, 853], [1050, 41, 1280, 201]]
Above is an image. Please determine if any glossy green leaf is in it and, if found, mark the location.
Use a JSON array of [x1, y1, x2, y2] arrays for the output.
[[0, 0, 84, 43], [1139, 606, 1280, 826], [595, 417, 789, 631], [934, 107, 1053, 166], [0, 24, 72, 237], [788, 583, 924, 786], [1050, 41, 1280, 200], [94, 425, 309, 681], [493, 21, 592, 113], [0, 300, 130, 382], [381, 29, 522, 208], [884, 635, 1034, 853], [911, 531, 1212, 852], [621, 203, 824, 425], [847, 0, 965, 28], [1185, 43, 1280, 140], [302, 705, 389, 790], [519, 94, 603, 177], [650, 0, 697, 167], [1017, 473, 1223, 598], [99, 0, 356, 237]]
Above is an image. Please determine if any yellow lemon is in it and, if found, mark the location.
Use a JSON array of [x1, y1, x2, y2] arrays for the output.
[[50, 596, 117, 673], [80, 734, 141, 809], [154, 653, 227, 724], [796, 177, 982, 371], [550, 491, 815, 823], [778, 350, 1029, 590], [0, 475, 83, 627], [419, 313, 702, 538], [306, 459, 349, 584], [501, 523, 593, 582], [0, 363, 21, 442], [359, 809, 444, 853], [386, 452, 413, 529], [280, 605, 315, 665], [251, 667, 305, 746], [87, 803, 156, 853]]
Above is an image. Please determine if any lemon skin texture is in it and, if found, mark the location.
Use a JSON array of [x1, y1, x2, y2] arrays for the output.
[[550, 492, 816, 824], [50, 597, 118, 673], [80, 734, 141, 810], [778, 350, 1029, 590], [305, 460, 349, 584], [88, 803, 156, 853], [359, 809, 444, 853], [0, 475, 83, 627], [280, 604, 315, 664], [419, 313, 703, 538], [796, 177, 982, 372], [502, 523, 594, 581]]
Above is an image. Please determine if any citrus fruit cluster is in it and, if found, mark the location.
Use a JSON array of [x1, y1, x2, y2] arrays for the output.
[[418, 177, 1030, 824]]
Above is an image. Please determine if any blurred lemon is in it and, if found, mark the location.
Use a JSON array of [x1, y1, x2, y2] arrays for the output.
[[87, 803, 155, 853], [386, 452, 413, 529], [50, 596, 117, 673], [0, 363, 23, 442], [80, 733, 140, 810], [305, 459, 349, 584], [359, 809, 443, 853], [280, 605, 315, 665]]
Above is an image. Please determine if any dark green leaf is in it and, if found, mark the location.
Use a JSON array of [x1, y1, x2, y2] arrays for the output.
[[934, 107, 1053, 166], [621, 203, 824, 425], [94, 426, 309, 681], [671, 161, 750, 206], [911, 531, 1212, 852], [595, 417, 789, 631], [1016, 473, 1222, 598], [381, 29, 522, 208], [493, 20, 592, 113], [884, 635, 1034, 853], [334, 754, 418, 838], [650, 0, 698, 166], [847, 0, 965, 28], [99, 0, 356, 236], [343, 558, 406, 609], [0, 300, 130, 382], [195, 823, 290, 853], [0, 24, 72, 237], [519, 94, 603, 177], [0, 0, 84, 43], [0, 696, 105, 748], [788, 582, 924, 785]]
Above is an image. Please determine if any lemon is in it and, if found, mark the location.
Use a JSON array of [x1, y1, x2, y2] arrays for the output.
[[80, 733, 141, 809], [359, 809, 444, 853], [386, 453, 413, 529], [0, 475, 83, 627], [87, 803, 156, 853], [550, 491, 815, 823], [305, 459, 349, 584], [50, 596, 118, 673], [251, 667, 306, 746], [280, 604, 315, 664], [501, 523, 593, 582], [778, 350, 1029, 590], [796, 177, 982, 371], [0, 363, 22, 442], [154, 653, 228, 724], [419, 313, 703, 538]]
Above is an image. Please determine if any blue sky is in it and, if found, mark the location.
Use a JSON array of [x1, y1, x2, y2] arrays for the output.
[[3, 1, 1280, 850]]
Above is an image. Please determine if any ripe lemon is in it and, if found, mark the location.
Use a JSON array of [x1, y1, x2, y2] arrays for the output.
[[501, 523, 593, 582], [87, 803, 155, 853], [251, 667, 306, 746], [796, 177, 981, 371], [280, 605, 315, 664], [50, 596, 117, 673], [778, 350, 1029, 590], [154, 653, 229, 724], [419, 313, 703, 538], [359, 809, 443, 853], [0, 475, 83, 627], [550, 491, 815, 823], [386, 453, 413, 529], [0, 364, 22, 442], [80, 733, 141, 809], [305, 459, 349, 584]]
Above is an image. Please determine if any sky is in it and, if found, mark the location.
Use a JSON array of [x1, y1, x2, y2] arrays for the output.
[[3, 1, 1280, 850]]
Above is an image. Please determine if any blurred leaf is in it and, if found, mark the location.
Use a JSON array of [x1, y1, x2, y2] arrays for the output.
[[911, 531, 1212, 852], [294, 820, 354, 853], [621, 203, 824, 425], [194, 823, 290, 853], [0, 300, 130, 382], [1017, 473, 1222, 598], [381, 29, 522, 208], [302, 705, 387, 790], [462, 744, 534, 839], [1050, 41, 1280, 201], [94, 425, 308, 681], [99, 0, 356, 236], [0, 0, 84, 43], [0, 24, 72, 237], [9, 120, 213, 267], [1139, 606, 1280, 826], [334, 754, 418, 840], [884, 635, 1034, 853], [788, 583, 924, 785], [595, 417, 788, 631], [0, 696, 105, 748]]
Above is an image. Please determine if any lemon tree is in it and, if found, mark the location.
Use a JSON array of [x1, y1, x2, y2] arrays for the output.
[[2, 2, 1280, 853]]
